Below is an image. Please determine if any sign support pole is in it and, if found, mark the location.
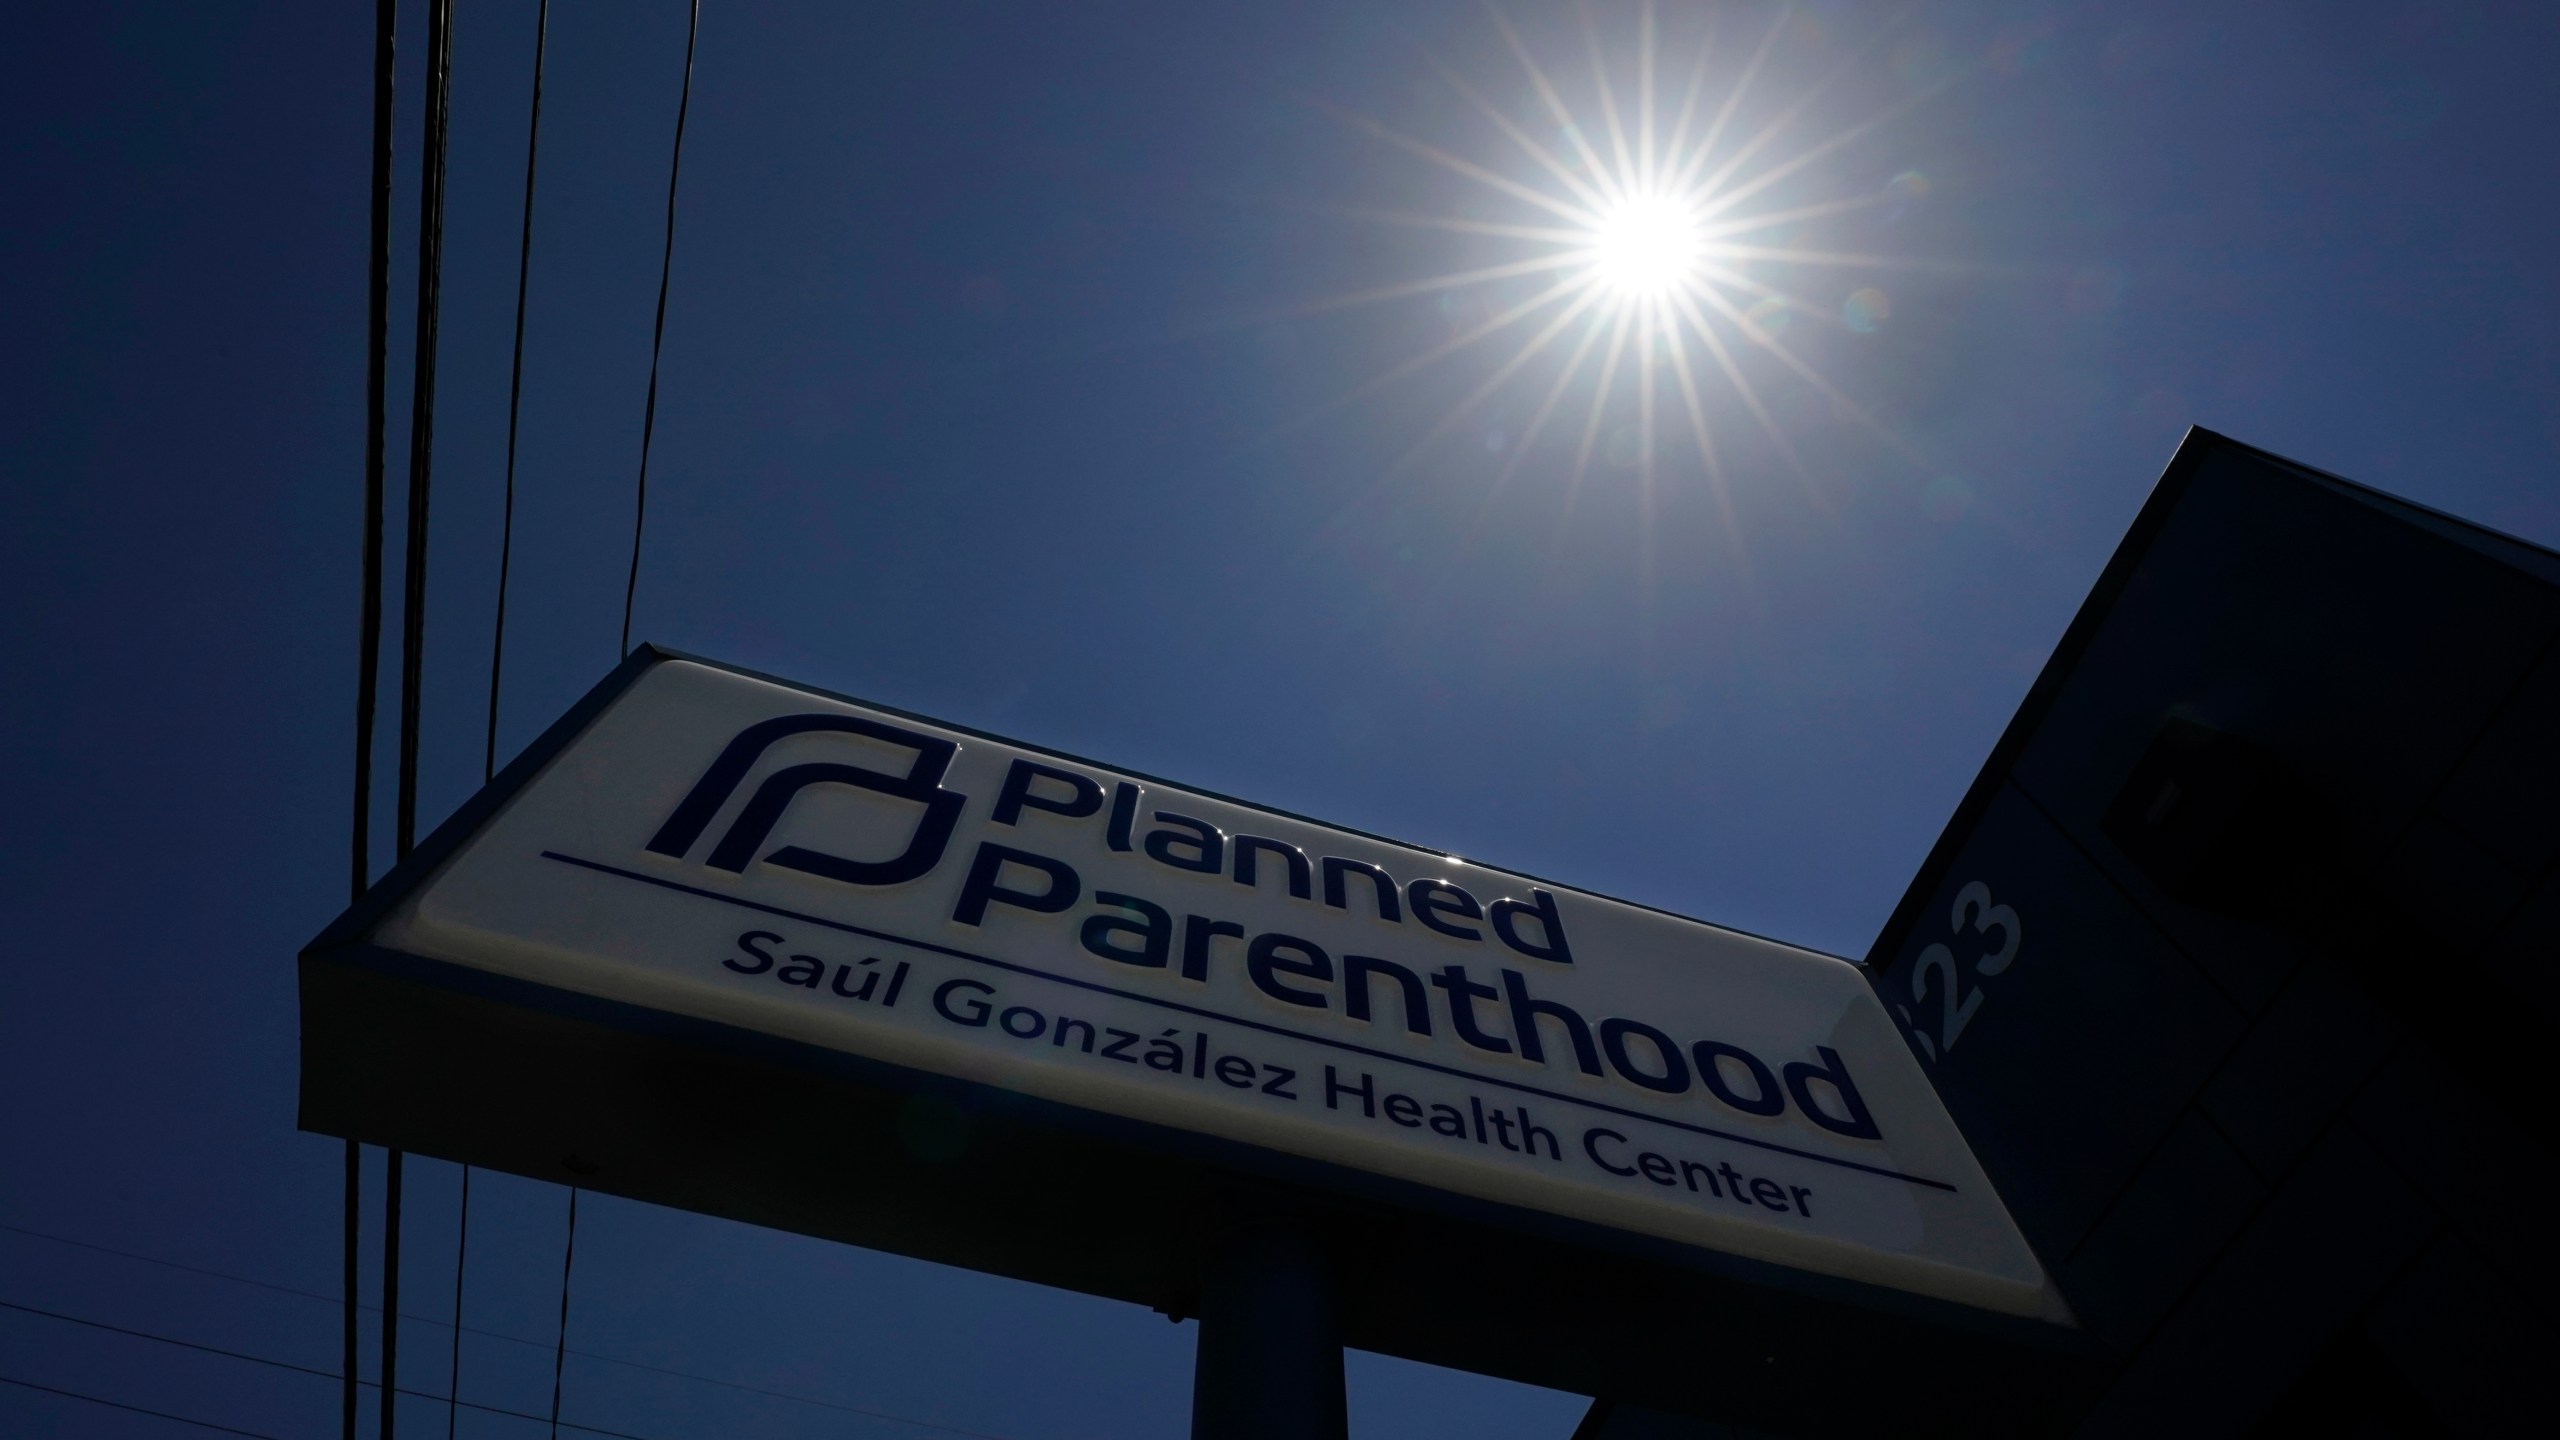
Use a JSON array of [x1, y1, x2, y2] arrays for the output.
[[1189, 1211, 1346, 1440]]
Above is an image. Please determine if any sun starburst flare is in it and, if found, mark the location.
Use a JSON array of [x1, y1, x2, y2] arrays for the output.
[[1278, 1, 1972, 537], [1590, 194, 1705, 298]]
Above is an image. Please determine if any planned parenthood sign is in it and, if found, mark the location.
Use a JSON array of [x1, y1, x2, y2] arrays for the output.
[[312, 651, 2055, 1319]]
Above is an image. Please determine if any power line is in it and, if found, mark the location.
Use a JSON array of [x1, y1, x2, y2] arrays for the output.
[[487, 0, 552, 783], [351, 0, 399, 1435], [469, 8, 555, 1436], [0, 1298, 678, 1440], [395, 0, 454, 860], [388, 3, 458, 1435], [0, 1373, 288, 1440], [446, 1165, 471, 1440], [342, 1137, 362, 1440], [598, 24, 700, 1440], [352, 1, 395, 905], [3, 1221, 353, 1306], [394, 0, 455, 856], [460, 16, 560, 1424], [621, 0, 704, 656], [3, 1295, 343, 1381], [549, 1186, 580, 1439], [4, 1292, 1024, 1440], [384, 1148, 407, 1440], [0, 1221, 1025, 1440]]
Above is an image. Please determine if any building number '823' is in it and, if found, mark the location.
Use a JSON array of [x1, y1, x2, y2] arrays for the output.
[[1895, 881, 2020, 1063]]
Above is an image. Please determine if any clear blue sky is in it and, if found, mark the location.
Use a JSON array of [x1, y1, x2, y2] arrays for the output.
[[5, 2, 2557, 1437]]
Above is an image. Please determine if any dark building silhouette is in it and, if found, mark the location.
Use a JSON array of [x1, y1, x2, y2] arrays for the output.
[[1583, 429, 2559, 1437]]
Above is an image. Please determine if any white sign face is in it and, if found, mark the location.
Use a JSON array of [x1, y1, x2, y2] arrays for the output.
[[368, 657, 2058, 1318]]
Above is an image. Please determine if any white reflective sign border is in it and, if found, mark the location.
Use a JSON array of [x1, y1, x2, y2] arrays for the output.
[[367, 656, 2062, 1319]]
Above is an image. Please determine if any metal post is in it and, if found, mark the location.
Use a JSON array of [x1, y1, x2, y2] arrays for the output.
[[1189, 1212, 1347, 1440]]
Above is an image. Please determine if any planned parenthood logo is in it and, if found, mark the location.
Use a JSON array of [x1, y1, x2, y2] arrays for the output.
[[644, 713, 966, 886]]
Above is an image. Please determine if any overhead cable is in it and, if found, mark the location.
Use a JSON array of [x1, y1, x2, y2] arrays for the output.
[[396, 0, 455, 859], [620, 0, 704, 655], [0, 1373, 287, 1440], [487, 0, 552, 781], [0, 1223, 1021, 1440], [388, 1, 459, 1435], [466, 7, 555, 1432], [384, 1148, 407, 1439], [352, 0, 396, 902], [0, 1299, 675, 1440], [342, 1137, 362, 1440], [549, 1185, 580, 1439], [447, 1165, 472, 1440], [349, 1, 399, 1436]]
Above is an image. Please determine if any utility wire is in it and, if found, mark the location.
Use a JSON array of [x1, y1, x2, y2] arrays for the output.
[[396, 0, 456, 859], [621, 0, 704, 656], [465, 8, 554, 1433], [549, 1186, 580, 1439], [389, 1, 458, 1435], [1, 1297, 345, 1383], [0, 1299, 680, 1440], [446, 1166, 470, 1440], [395, 0, 455, 859], [342, 1138, 362, 1440], [0, 1223, 1022, 1440], [488, 0, 551, 781], [596, 25, 701, 1440], [353, 0, 396, 914], [3, 1221, 362, 1306], [350, 1, 399, 1437], [0, 1374, 287, 1440], [384, 1148, 406, 1439]]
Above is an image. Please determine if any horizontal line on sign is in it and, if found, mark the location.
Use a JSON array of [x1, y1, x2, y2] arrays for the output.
[[539, 850, 1956, 1192]]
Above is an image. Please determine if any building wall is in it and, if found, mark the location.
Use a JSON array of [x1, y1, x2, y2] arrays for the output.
[[1865, 437, 2560, 1437]]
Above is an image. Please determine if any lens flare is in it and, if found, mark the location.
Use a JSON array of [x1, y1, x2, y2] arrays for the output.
[[1591, 194, 1703, 298], [1273, 0, 1969, 525]]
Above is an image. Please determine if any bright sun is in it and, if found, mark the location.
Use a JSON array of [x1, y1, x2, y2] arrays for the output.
[[1289, 0, 1938, 499], [1589, 193, 1702, 299]]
